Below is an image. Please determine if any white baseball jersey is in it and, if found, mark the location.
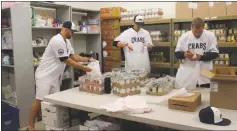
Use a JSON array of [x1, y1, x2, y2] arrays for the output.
[[175, 29, 219, 85], [35, 34, 74, 87], [115, 28, 153, 72]]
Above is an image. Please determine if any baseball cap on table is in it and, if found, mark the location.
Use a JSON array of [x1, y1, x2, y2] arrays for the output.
[[62, 21, 77, 32], [199, 106, 231, 126], [134, 15, 144, 26]]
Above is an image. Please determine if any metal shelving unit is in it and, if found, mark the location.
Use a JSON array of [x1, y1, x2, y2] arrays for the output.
[[1, 2, 102, 128], [71, 7, 101, 85], [1, 2, 35, 128]]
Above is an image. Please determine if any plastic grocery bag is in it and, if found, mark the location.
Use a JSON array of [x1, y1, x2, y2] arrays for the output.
[[175, 63, 200, 90], [86, 60, 102, 77]]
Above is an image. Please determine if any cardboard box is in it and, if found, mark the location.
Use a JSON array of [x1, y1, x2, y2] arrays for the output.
[[45, 119, 79, 131], [168, 92, 201, 112], [209, 2, 227, 17], [100, 7, 126, 19], [193, 2, 210, 18], [226, 2, 237, 16], [210, 67, 237, 110], [176, 2, 193, 19], [41, 102, 69, 127]]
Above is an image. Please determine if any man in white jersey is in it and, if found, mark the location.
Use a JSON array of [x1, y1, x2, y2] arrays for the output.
[[175, 18, 219, 88], [27, 21, 93, 130], [113, 14, 153, 72]]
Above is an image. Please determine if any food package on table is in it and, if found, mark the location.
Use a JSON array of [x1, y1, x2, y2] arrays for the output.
[[146, 76, 174, 96]]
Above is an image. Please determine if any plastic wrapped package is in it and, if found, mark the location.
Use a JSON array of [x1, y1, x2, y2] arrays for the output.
[[78, 75, 105, 94], [146, 76, 174, 96], [2, 31, 13, 49]]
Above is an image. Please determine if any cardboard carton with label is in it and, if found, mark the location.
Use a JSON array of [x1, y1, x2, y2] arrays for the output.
[[209, 67, 237, 110]]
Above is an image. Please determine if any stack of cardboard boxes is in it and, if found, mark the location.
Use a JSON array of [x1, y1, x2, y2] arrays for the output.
[[41, 102, 80, 130], [100, 7, 126, 72], [176, 2, 237, 19]]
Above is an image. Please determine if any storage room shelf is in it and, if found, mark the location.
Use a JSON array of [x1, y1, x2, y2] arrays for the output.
[[174, 64, 237, 69], [2, 64, 14, 68], [62, 77, 72, 80], [120, 20, 133, 26], [173, 42, 237, 47], [2, 48, 13, 50], [1, 27, 12, 30], [30, 1, 68, 8], [32, 26, 61, 30], [2, 98, 17, 107], [214, 58, 229, 61], [33, 45, 47, 48], [145, 18, 171, 24], [120, 18, 171, 26], [173, 15, 237, 23], [153, 41, 171, 47], [150, 62, 171, 68], [74, 32, 100, 35]]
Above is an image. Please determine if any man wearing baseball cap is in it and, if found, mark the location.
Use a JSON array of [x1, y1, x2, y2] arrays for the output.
[[113, 14, 153, 72], [27, 21, 94, 131]]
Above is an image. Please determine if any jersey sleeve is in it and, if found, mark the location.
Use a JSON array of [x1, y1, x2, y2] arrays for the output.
[[50, 39, 69, 58], [175, 34, 185, 52], [114, 31, 128, 42], [208, 34, 219, 53]]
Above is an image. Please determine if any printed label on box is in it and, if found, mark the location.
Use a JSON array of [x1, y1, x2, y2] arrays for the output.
[[211, 82, 218, 92], [188, 2, 193, 9], [192, 3, 198, 9], [226, 2, 232, 5], [209, 2, 214, 7]]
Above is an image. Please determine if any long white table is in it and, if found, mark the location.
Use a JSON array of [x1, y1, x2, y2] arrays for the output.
[[44, 87, 237, 130]]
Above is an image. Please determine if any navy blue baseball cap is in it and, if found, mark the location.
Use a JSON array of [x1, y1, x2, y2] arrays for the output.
[[62, 21, 77, 32], [199, 106, 231, 126]]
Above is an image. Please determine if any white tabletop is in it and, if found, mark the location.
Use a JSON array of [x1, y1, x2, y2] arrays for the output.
[[44, 87, 237, 130]]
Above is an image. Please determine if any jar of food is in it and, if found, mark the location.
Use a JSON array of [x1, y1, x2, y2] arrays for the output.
[[229, 29, 233, 34]]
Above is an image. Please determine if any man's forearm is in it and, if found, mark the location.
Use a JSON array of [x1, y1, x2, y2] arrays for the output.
[[64, 58, 86, 70], [70, 54, 89, 62], [113, 41, 126, 48], [200, 52, 218, 61]]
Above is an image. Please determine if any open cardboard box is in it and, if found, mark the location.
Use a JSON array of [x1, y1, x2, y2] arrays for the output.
[[201, 67, 237, 110]]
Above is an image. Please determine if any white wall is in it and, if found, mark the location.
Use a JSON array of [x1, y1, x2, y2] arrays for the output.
[[56, 2, 176, 18]]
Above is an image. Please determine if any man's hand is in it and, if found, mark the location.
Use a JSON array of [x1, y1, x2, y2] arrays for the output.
[[118, 41, 133, 51], [127, 43, 133, 51], [189, 54, 201, 61], [147, 44, 153, 51], [89, 57, 95, 62], [83, 66, 92, 72], [184, 50, 194, 59]]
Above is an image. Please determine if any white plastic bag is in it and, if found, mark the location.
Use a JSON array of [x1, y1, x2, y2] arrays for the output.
[[86, 60, 102, 77], [175, 63, 200, 90]]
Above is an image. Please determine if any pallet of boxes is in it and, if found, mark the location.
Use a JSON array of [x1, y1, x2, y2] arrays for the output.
[[100, 7, 127, 72]]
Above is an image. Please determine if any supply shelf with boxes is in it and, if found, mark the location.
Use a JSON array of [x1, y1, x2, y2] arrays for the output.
[[1, 2, 102, 128], [119, 8, 173, 78], [70, 7, 102, 88]]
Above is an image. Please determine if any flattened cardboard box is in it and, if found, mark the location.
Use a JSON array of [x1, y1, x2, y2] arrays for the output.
[[176, 2, 193, 19], [168, 92, 201, 112], [209, 2, 227, 17], [193, 2, 210, 18], [210, 67, 237, 110]]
